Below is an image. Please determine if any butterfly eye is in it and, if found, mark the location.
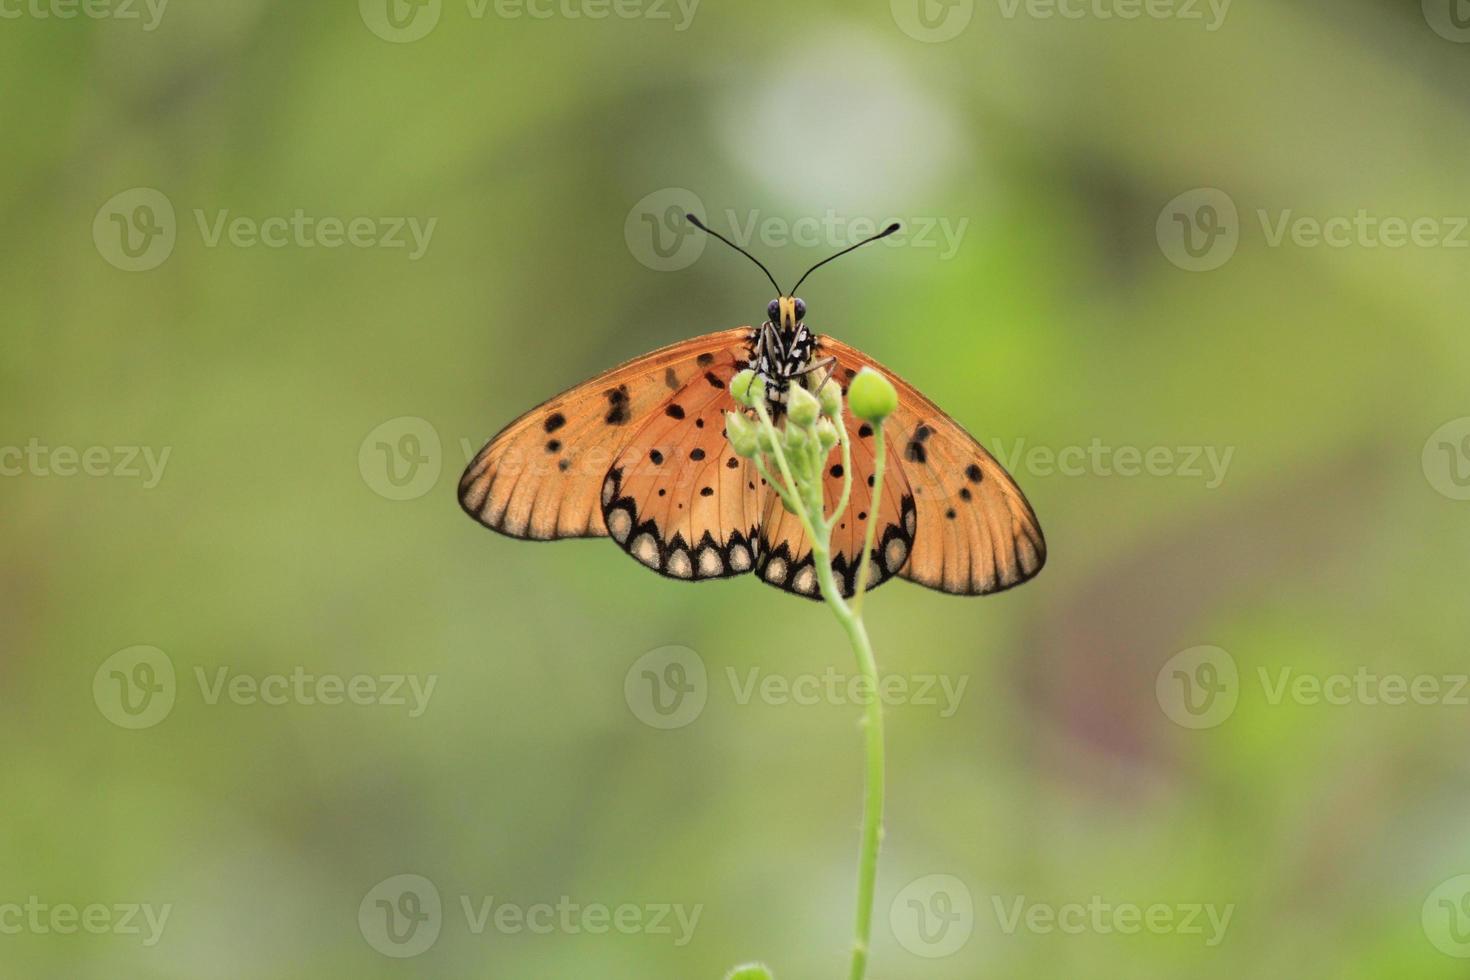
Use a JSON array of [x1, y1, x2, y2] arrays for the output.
[[767, 300, 780, 324], [794, 298, 806, 321]]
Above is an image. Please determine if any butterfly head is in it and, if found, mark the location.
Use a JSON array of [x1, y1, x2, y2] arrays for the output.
[[767, 296, 807, 335]]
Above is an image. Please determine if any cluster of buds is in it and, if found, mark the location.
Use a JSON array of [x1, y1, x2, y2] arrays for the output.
[[726, 365, 898, 521], [727, 368, 895, 454]]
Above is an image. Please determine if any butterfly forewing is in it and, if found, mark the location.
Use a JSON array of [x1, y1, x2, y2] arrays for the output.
[[818, 336, 1047, 596], [458, 329, 756, 540]]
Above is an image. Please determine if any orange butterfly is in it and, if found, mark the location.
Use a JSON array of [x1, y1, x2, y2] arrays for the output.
[[459, 215, 1046, 600]]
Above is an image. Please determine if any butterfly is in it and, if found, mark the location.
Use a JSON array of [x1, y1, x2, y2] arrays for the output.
[[459, 214, 1046, 600]]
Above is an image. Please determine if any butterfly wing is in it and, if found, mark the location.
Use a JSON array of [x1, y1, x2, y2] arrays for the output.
[[601, 350, 764, 580], [817, 335, 1046, 596], [756, 414, 917, 600], [458, 328, 756, 540]]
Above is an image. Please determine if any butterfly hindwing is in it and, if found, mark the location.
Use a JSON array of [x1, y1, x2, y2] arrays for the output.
[[601, 352, 764, 581], [458, 329, 756, 540], [818, 335, 1046, 596]]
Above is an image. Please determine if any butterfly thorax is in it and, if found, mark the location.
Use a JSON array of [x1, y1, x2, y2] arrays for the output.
[[752, 320, 818, 413]]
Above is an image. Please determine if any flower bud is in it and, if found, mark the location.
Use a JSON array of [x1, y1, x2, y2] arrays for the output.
[[848, 367, 898, 422], [756, 425, 778, 454], [724, 965, 774, 980], [815, 416, 839, 451], [730, 369, 765, 408], [786, 382, 820, 427], [816, 378, 842, 418], [783, 420, 810, 453], [725, 411, 759, 458]]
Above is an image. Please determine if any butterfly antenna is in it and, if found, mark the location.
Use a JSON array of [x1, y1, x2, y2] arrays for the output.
[[685, 213, 784, 295], [790, 222, 901, 294]]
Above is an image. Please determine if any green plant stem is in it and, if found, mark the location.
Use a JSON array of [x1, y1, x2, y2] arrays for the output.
[[747, 397, 888, 980], [839, 423, 887, 980]]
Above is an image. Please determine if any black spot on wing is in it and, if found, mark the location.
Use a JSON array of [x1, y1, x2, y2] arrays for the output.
[[544, 412, 566, 433], [605, 384, 631, 425]]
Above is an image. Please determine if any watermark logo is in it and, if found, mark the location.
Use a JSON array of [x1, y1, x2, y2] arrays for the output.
[[625, 646, 707, 729], [0, 440, 171, 488], [0, 0, 168, 30], [995, 0, 1231, 30], [1161, 188, 1470, 270], [359, 0, 442, 41], [727, 667, 969, 717], [624, 650, 969, 728], [1160, 648, 1470, 728], [1423, 0, 1470, 42], [460, 895, 701, 944], [890, 0, 974, 42], [360, 875, 701, 955], [1156, 645, 1238, 729], [94, 652, 437, 725], [1423, 417, 1470, 501], [360, 874, 443, 958], [94, 189, 436, 270], [93, 646, 176, 730], [93, 188, 176, 272], [362, 0, 697, 40], [1157, 188, 1239, 272], [0, 898, 171, 946], [991, 894, 1233, 945], [890, 874, 974, 958], [360, 416, 442, 501], [990, 437, 1234, 489], [627, 198, 971, 272], [1424, 875, 1470, 956], [193, 666, 437, 715], [625, 189, 706, 272]]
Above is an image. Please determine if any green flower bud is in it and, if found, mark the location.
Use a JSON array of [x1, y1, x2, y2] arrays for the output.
[[848, 367, 898, 422], [724, 965, 774, 980], [730, 369, 765, 408], [786, 382, 820, 427], [815, 416, 839, 451], [816, 378, 842, 418], [784, 421, 811, 455], [725, 411, 759, 458], [756, 425, 778, 454]]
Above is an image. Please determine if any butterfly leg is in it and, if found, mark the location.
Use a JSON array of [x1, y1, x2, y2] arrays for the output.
[[797, 355, 838, 388], [764, 321, 790, 358]]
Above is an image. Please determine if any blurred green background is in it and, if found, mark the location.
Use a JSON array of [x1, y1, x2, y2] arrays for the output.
[[4, 0, 1470, 976]]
